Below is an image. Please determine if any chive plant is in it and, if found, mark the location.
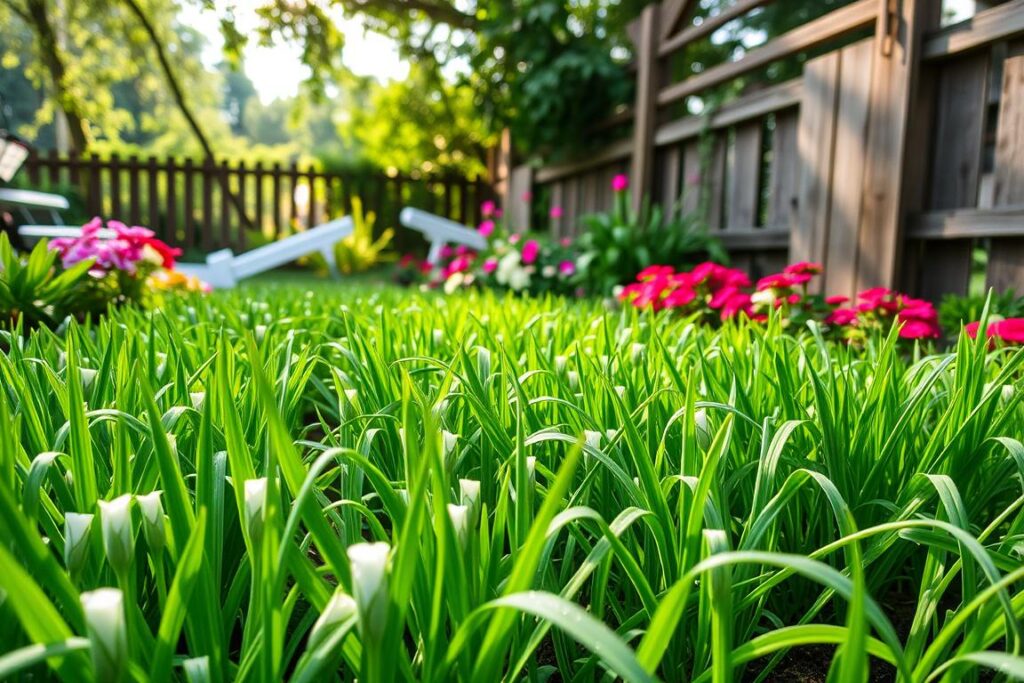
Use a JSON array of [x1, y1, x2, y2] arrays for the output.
[[1, 285, 1023, 682]]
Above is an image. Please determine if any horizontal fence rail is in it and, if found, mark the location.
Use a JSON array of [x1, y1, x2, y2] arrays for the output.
[[19, 152, 488, 254], [499, 0, 1024, 299]]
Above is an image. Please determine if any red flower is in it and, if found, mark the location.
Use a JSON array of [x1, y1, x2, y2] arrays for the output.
[[899, 320, 941, 339], [141, 237, 182, 269], [825, 295, 849, 306], [637, 265, 675, 282]]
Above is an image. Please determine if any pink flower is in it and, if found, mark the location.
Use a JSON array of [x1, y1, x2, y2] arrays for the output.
[[522, 191, 533, 202], [637, 265, 674, 282], [481, 200, 497, 218], [756, 273, 796, 291], [440, 245, 454, 259], [899, 320, 941, 339], [550, 206, 564, 219], [826, 308, 859, 326], [611, 174, 629, 192], [521, 240, 540, 265], [783, 262, 823, 276], [477, 220, 495, 237], [509, 233, 522, 244], [560, 238, 572, 247], [967, 318, 1024, 344], [825, 295, 849, 306], [558, 260, 575, 276], [482, 258, 498, 274], [456, 245, 469, 256]]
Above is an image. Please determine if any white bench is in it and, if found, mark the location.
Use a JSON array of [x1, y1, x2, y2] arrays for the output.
[[174, 217, 352, 288], [400, 207, 488, 265], [0, 188, 70, 226], [3, 188, 355, 289]]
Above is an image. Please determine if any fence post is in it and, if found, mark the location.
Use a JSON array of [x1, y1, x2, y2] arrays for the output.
[[855, 0, 940, 292], [629, 3, 660, 213]]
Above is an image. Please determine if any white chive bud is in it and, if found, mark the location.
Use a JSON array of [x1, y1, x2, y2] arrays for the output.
[[244, 478, 268, 545], [584, 430, 602, 451], [255, 325, 267, 343], [1003, 384, 1015, 404], [605, 429, 617, 442], [631, 343, 646, 363], [459, 479, 481, 512], [136, 491, 165, 554], [189, 392, 206, 411], [614, 385, 626, 399], [98, 495, 134, 575], [81, 588, 128, 683], [347, 542, 390, 639], [526, 456, 537, 484], [442, 430, 458, 459], [554, 355, 567, 373], [568, 371, 579, 391], [64, 512, 94, 575], [433, 329, 444, 345], [308, 588, 357, 651], [447, 503, 470, 543], [80, 368, 97, 391]]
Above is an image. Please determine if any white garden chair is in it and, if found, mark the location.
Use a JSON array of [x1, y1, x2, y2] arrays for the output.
[[400, 207, 488, 265], [2, 187, 354, 289]]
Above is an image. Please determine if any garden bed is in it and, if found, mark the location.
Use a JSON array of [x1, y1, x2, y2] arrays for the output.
[[1, 284, 1022, 681]]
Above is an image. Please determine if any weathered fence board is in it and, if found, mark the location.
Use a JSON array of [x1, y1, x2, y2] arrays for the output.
[[502, 0, 1024, 299]]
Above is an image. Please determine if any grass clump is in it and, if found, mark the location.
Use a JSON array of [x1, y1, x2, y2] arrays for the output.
[[1, 284, 1024, 682]]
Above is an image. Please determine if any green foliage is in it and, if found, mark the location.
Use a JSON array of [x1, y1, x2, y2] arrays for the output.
[[940, 289, 1024, 333], [0, 234, 93, 329], [333, 197, 396, 274], [574, 193, 727, 296], [2, 284, 1024, 680]]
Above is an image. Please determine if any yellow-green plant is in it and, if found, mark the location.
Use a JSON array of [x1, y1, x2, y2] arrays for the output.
[[334, 197, 396, 274]]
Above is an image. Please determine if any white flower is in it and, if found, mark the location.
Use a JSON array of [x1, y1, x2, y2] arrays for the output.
[[567, 371, 580, 391], [459, 479, 481, 511], [751, 289, 775, 306], [189, 392, 206, 410], [554, 355, 567, 373], [81, 588, 128, 683], [136, 491, 165, 554], [80, 368, 97, 390], [308, 588, 357, 651], [98, 495, 134, 575], [433, 329, 444, 345], [347, 542, 390, 639], [447, 503, 470, 543], [614, 385, 626, 399], [631, 343, 646, 363], [244, 478, 268, 544], [526, 456, 537, 485], [443, 272, 466, 294], [508, 267, 531, 291], [64, 512, 94, 575], [584, 430, 602, 451], [542, 265, 556, 278]]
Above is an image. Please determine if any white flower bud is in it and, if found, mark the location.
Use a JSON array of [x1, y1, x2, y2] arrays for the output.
[[442, 430, 458, 459], [631, 343, 646, 363], [81, 588, 128, 683], [526, 456, 537, 484], [614, 385, 626, 399], [459, 478, 481, 512], [64, 512, 94, 575], [554, 355, 567, 373], [433, 329, 444, 345], [447, 503, 470, 543], [136, 491, 165, 554], [189, 392, 206, 411], [80, 368, 97, 391], [244, 478, 267, 544], [347, 542, 390, 639], [98, 495, 134, 575], [308, 588, 357, 651], [568, 371, 580, 391], [584, 430, 602, 451], [255, 325, 267, 343]]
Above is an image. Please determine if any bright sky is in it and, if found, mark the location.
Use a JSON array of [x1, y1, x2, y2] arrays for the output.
[[178, 0, 409, 104]]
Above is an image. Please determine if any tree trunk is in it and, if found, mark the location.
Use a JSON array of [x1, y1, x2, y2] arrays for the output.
[[22, 0, 89, 154], [120, 0, 255, 233]]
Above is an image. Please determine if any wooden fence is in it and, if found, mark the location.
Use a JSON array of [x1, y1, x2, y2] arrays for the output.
[[501, 0, 1024, 300], [21, 152, 488, 254]]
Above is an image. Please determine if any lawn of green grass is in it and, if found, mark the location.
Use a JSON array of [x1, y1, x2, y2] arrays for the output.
[[1, 284, 1023, 682]]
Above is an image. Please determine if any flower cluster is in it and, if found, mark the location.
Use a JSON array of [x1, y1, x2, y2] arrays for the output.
[[619, 262, 753, 321], [965, 318, 1024, 345], [46, 217, 206, 315], [826, 288, 941, 341], [621, 261, 943, 342], [50, 217, 181, 276]]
